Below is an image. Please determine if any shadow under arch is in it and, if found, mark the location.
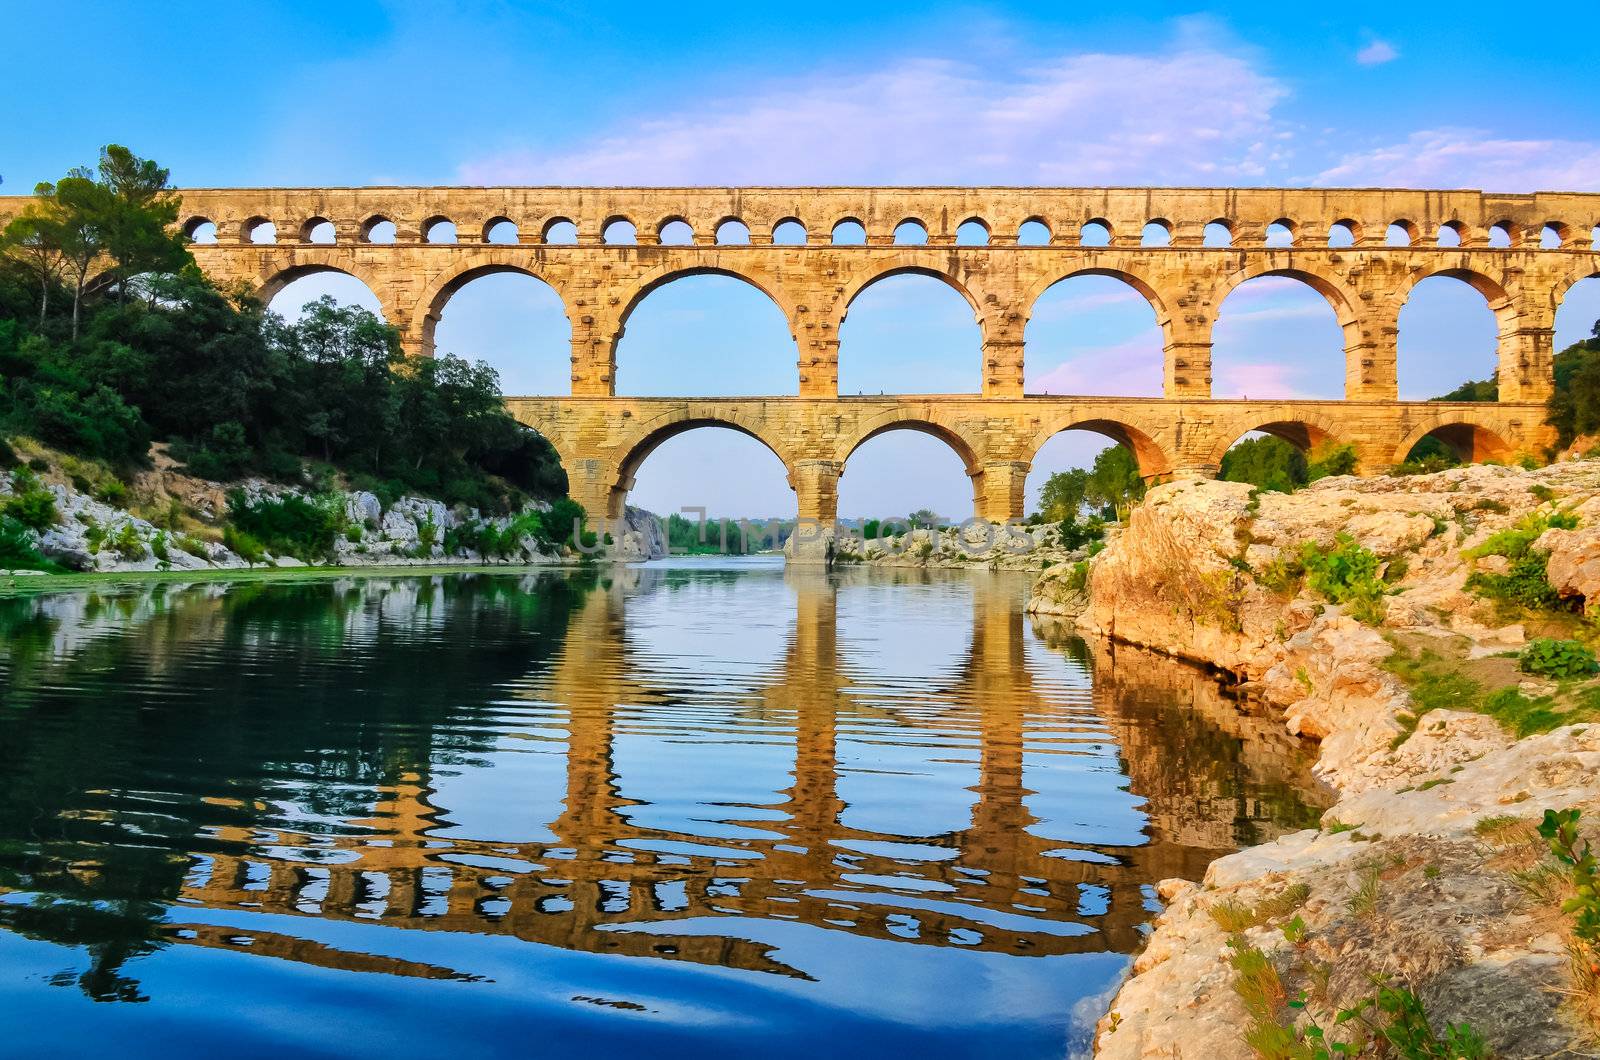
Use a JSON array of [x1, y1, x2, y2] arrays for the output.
[[1213, 264, 1363, 396], [1027, 417, 1173, 481], [418, 258, 573, 356], [1204, 415, 1350, 470], [1394, 418, 1516, 466]]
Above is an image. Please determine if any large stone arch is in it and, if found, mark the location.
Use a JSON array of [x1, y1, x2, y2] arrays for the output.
[[605, 406, 798, 520], [258, 259, 387, 306], [414, 255, 575, 359], [838, 261, 989, 395], [1213, 263, 1366, 398], [1021, 266, 1171, 397], [1394, 415, 1516, 466], [835, 410, 988, 518], [836, 409, 983, 471], [1396, 265, 1526, 402], [840, 261, 984, 321], [1026, 414, 1175, 480]]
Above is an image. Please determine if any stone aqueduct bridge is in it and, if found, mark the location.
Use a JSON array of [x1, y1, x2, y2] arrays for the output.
[[8, 185, 1598, 525]]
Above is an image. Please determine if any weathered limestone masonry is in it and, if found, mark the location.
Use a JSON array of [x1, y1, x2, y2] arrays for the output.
[[6, 186, 1594, 556]]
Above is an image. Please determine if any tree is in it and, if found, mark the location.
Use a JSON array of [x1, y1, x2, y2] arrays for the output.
[[1084, 445, 1145, 520], [1, 205, 69, 327], [1547, 319, 1600, 448], [1221, 435, 1306, 493], [1037, 466, 1089, 522], [17, 146, 189, 338], [908, 508, 941, 529]]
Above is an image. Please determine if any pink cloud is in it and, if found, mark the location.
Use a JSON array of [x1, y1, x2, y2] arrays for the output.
[[459, 47, 1287, 186], [1316, 128, 1600, 191]]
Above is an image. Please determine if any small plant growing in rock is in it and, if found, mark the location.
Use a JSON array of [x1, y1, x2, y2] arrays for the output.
[[1519, 638, 1599, 679], [1299, 534, 1386, 623], [1465, 511, 1579, 612]]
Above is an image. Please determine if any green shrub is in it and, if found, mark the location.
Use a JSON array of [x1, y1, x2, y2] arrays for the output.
[[150, 531, 170, 564], [1064, 559, 1090, 592], [222, 524, 266, 565], [1464, 511, 1579, 611], [94, 479, 128, 506], [3, 475, 58, 531], [1306, 442, 1359, 481], [1481, 686, 1568, 737], [1056, 514, 1106, 551], [225, 490, 345, 560], [1520, 638, 1599, 679], [0, 514, 56, 571], [1299, 534, 1386, 622]]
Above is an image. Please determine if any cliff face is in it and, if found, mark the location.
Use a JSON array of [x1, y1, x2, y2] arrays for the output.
[[1032, 464, 1600, 1057]]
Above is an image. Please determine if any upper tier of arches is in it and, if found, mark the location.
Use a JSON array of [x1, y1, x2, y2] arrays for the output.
[[132, 187, 1600, 256]]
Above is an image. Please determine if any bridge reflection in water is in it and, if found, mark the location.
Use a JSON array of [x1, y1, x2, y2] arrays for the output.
[[0, 565, 1323, 1050]]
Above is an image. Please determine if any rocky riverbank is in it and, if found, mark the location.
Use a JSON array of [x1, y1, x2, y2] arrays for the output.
[[2, 441, 666, 575], [835, 520, 1095, 570], [1029, 463, 1600, 1056]]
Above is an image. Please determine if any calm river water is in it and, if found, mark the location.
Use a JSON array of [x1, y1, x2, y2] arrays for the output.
[[0, 559, 1324, 1058]]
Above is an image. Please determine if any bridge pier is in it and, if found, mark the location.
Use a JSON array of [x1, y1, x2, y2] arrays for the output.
[[787, 459, 841, 566], [974, 460, 1031, 523]]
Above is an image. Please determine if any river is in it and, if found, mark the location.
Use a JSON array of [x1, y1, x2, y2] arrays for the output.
[[0, 559, 1324, 1058]]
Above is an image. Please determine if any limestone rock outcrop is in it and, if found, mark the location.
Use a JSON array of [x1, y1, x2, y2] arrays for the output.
[[1027, 462, 1600, 1057]]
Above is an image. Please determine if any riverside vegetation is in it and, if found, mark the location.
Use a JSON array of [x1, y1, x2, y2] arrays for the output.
[[0, 145, 587, 576]]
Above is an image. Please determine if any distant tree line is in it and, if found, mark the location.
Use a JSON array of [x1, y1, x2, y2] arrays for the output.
[[0, 145, 566, 512]]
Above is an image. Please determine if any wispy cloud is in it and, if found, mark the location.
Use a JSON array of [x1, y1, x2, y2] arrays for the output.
[[1355, 39, 1399, 65], [1212, 362, 1305, 399], [1028, 335, 1164, 396], [460, 46, 1289, 186], [1315, 128, 1600, 191]]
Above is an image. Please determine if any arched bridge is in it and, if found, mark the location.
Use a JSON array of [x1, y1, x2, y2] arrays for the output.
[[7, 184, 1594, 533]]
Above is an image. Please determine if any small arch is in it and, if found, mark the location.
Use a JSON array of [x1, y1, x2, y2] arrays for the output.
[[772, 218, 807, 245], [1386, 221, 1417, 247], [1436, 221, 1465, 248], [361, 216, 395, 244], [1080, 219, 1112, 247], [423, 217, 457, 244], [243, 217, 276, 244], [1141, 220, 1172, 247], [1203, 220, 1233, 248], [1265, 220, 1295, 248], [1488, 221, 1516, 248], [602, 217, 637, 245], [302, 218, 336, 245], [657, 219, 694, 246], [893, 219, 929, 246], [1327, 220, 1359, 248], [1018, 219, 1051, 246], [1396, 421, 1514, 466], [715, 218, 750, 245], [1541, 222, 1568, 250], [832, 218, 867, 246], [484, 216, 519, 245], [183, 217, 217, 244], [955, 218, 990, 246], [542, 217, 578, 245]]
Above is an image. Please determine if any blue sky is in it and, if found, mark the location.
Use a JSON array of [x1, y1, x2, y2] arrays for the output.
[[5, 1, 1600, 518]]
